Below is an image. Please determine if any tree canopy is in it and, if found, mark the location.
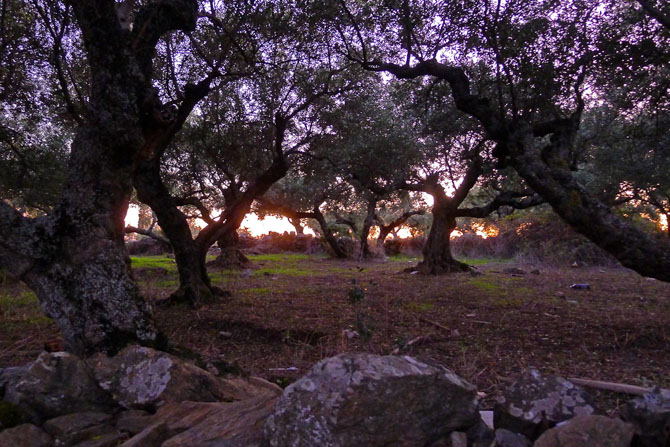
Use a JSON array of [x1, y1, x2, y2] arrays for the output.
[[0, 0, 668, 354]]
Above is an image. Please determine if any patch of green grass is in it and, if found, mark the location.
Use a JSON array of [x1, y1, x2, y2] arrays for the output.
[[461, 257, 502, 265], [248, 253, 311, 262], [389, 254, 420, 262], [255, 266, 316, 277], [0, 291, 38, 308], [469, 277, 502, 291], [405, 301, 435, 312], [130, 255, 177, 271], [240, 287, 271, 295]]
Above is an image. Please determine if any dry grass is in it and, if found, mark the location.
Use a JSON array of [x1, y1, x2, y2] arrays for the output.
[[1, 253, 669, 413]]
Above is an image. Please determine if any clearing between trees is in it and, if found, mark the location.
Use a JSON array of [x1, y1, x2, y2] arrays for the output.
[[1, 253, 668, 412]]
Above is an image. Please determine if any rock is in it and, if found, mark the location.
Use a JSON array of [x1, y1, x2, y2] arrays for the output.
[[43, 411, 113, 445], [115, 409, 154, 435], [264, 353, 480, 447], [620, 387, 670, 447], [493, 368, 595, 440], [162, 394, 278, 447], [493, 429, 532, 447], [0, 400, 26, 430], [0, 365, 28, 398], [0, 423, 53, 447], [480, 410, 494, 429], [466, 417, 494, 447], [88, 345, 268, 410], [72, 429, 127, 447], [121, 397, 277, 447], [534, 415, 634, 447], [119, 422, 170, 447], [449, 431, 468, 447], [4, 352, 115, 422]]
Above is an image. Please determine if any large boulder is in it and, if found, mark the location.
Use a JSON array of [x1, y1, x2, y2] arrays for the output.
[[493, 368, 595, 440], [42, 411, 115, 446], [0, 423, 53, 447], [534, 415, 634, 447], [88, 345, 271, 410], [620, 387, 670, 447], [0, 365, 28, 398], [4, 352, 115, 422], [264, 353, 480, 447]]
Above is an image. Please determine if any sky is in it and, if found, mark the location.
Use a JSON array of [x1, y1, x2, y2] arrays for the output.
[[124, 205, 314, 237]]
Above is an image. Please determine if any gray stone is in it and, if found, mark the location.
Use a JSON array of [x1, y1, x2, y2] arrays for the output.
[[72, 429, 128, 447], [119, 422, 168, 447], [43, 411, 113, 445], [264, 353, 480, 447], [0, 423, 53, 447], [114, 409, 153, 435], [620, 387, 670, 447], [88, 345, 267, 410], [4, 352, 115, 422], [466, 418, 494, 447], [534, 415, 634, 447], [493, 368, 595, 440], [449, 431, 468, 447], [120, 401, 231, 447], [0, 365, 28, 398], [162, 394, 278, 447], [493, 429, 532, 447]]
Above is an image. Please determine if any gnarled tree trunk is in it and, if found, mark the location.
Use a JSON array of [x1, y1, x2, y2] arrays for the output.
[[134, 159, 220, 306], [508, 122, 670, 280], [0, 0, 200, 354], [314, 206, 349, 258], [415, 199, 470, 274], [358, 198, 377, 259], [213, 229, 253, 270]]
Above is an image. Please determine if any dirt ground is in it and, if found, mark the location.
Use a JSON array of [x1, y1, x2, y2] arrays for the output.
[[1, 253, 669, 413]]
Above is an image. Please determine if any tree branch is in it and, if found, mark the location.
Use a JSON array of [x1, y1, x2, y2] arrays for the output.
[[132, 0, 199, 80], [455, 191, 543, 218], [124, 225, 170, 245]]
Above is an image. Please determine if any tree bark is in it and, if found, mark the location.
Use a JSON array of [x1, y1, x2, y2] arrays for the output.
[[0, 1, 208, 355], [0, 0, 200, 355], [358, 198, 377, 259], [313, 206, 349, 258], [134, 158, 221, 306], [213, 228, 252, 270], [415, 198, 470, 274], [508, 122, 670, 280], [289, 217, 304, 235]]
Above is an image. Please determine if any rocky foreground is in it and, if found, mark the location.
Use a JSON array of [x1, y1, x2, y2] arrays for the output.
[[0, 346, 668, 446]]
